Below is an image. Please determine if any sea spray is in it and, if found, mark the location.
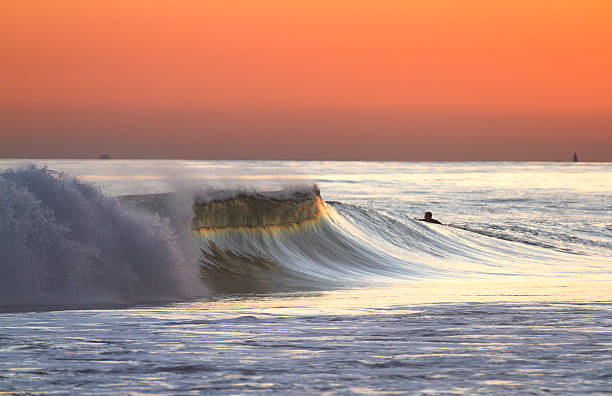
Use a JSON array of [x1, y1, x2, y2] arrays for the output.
[[0, 165, 206, 307]]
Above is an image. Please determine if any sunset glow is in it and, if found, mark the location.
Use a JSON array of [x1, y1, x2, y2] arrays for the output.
[[1, 1, 611, 160]]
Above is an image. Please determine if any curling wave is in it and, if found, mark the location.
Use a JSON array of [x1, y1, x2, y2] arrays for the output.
[[120, 184, 577, 295], [122, 187, 439, 293], [184, 187, 570, 294]]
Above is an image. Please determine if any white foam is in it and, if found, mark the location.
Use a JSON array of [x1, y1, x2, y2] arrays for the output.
[[0, 165, 207, 308]]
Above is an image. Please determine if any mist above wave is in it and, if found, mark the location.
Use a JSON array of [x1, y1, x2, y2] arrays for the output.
[[0, 165, 205, 308]]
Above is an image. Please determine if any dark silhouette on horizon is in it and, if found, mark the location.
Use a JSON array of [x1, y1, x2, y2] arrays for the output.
[[572, 152, 578, 162], [419, 211, 441, 224]]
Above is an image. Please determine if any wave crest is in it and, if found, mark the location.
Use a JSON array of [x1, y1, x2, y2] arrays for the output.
[[192, 186, 321, 230]]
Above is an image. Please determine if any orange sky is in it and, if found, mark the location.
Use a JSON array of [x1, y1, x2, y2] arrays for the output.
[[1, 0, 611, 160]]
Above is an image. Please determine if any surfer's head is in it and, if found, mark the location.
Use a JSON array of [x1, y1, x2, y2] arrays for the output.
[[424, 211, 433, 220]]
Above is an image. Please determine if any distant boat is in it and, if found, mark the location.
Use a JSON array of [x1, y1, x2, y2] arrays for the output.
[[572, 152, 578, 162], [98, 154, 111, 160]]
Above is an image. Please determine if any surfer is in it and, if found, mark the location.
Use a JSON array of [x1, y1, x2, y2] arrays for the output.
[[419, 211, 441, 224]]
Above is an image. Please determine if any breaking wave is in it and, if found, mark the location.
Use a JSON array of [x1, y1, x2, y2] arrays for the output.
[[189, 191, 572, 294], [1, 165, 577, 310], [0, 166, 205, 309]]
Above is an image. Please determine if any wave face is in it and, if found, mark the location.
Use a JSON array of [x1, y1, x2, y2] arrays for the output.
[[120, 184, 580, 295], [192, 187, 566, 294], [0, 166, 205, 308], [123, 187, 429, 294]]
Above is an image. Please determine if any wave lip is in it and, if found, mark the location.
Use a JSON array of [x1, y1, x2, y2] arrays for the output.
[[192, 186, 322, 231]]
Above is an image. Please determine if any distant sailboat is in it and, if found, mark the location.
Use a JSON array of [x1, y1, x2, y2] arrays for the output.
[[572, 152, 578, 162]]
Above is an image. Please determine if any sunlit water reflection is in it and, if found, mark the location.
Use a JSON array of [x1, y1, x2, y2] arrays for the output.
[[1, 160, 611, 394], [2, 284, 611, 394]]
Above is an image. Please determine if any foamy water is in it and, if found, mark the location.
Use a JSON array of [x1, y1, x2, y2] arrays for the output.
[[1, 160, 611, 394]]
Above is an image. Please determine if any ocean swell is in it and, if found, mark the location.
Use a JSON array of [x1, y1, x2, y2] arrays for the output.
[[1, 166, 580, 309]]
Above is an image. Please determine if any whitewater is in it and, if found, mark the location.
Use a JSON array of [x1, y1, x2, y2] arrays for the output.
[[1, 160, 611, 394]]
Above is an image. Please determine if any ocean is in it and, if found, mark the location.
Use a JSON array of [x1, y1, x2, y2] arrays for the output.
[[1, 160, 611, 394]]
